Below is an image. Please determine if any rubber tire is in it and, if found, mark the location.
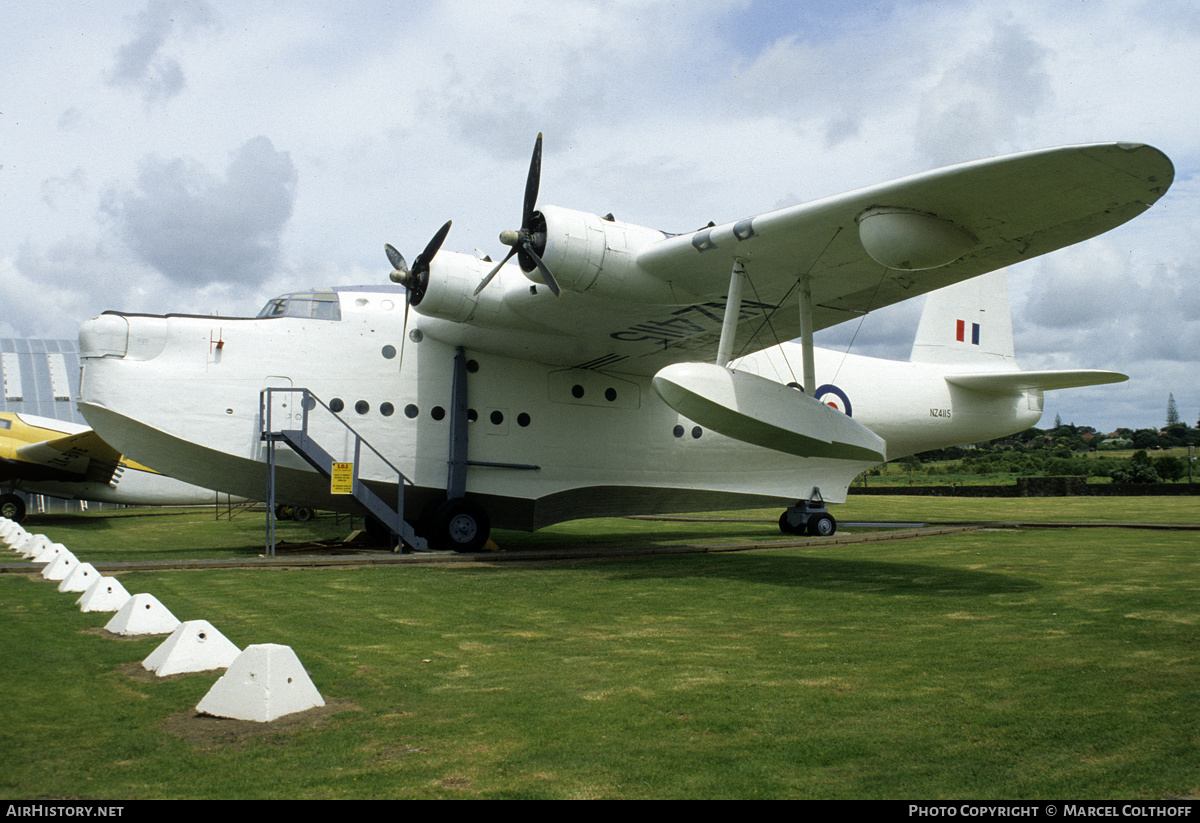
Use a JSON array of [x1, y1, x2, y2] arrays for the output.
[[274, 504, 293, 520], [292, 506, 315, 522], [807, 513, 836, 537], [0, 494, 26, 523], [430, 498, 490, 553], [778, 511, 804, 535]]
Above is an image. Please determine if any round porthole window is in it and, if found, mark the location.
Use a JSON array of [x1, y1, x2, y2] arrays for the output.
[[329, 398, 344, 413], [355, 400, 370, 415]]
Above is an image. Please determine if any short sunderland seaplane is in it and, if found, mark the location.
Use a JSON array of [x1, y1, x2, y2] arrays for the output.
[[77, 138, 1172, 550]]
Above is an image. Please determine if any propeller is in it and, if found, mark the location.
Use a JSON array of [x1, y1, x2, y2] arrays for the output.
[[386, 219, 452, 307], [385, 220, 451, 370], [474, 133, 561, 297]]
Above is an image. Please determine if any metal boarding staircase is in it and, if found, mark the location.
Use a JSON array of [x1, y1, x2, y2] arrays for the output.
[[259, 388, 426, 554]]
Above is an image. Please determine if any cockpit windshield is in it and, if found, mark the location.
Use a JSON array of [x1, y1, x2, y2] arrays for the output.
[[256, 291, 341, 321]]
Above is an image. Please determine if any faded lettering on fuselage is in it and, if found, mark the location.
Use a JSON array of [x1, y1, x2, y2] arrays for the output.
[[610, 300, 775, 346]]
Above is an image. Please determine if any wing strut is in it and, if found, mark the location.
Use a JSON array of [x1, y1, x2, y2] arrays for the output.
[[716, 260, 746, 368], [798, 274, 816, 395]]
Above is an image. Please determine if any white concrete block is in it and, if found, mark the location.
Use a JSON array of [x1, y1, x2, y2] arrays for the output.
[[77, 576, 132, 612], [14, 533, 50, 558], [1, 521, 25, 546], [40, 549, 79, 581], [196, 644, 325, 722], [58, 562, 100, 593], [30, 540, 65, 563], [143, 620, 241, 676], [104, 593, 181, 635]]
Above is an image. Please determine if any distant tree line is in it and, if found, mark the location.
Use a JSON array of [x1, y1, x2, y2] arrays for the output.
[[904, 405, 1199, 484]]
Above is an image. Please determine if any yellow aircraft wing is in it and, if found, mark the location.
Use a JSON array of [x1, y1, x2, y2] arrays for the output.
[[0, 413, 123, 485]]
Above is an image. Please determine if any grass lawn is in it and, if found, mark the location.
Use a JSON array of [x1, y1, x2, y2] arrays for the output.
[[835, 495, 1200, 525], [1, 500, 1198, 799]]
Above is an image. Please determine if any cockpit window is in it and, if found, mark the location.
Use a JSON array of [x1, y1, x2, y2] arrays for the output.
[[260, 298, 288, 317], [256, 291, 341, 321]]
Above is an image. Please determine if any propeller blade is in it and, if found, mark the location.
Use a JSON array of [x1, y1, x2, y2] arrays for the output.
[[384, 243, 407, 273], [397, 286, 411, 371], [474, 246, 518, 296], [412, 220, 452, 274], [522, 133, 542, 227], [522, 239, 561, 298]]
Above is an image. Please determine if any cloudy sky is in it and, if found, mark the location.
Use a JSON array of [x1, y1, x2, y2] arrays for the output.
[[3, 0, 1197, 433]]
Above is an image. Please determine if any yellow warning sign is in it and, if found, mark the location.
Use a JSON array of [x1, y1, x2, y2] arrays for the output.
[[331, 462, 354, 494]]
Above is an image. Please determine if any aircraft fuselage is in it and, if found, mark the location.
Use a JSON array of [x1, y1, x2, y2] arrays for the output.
[[78, 285, 1041, 532]]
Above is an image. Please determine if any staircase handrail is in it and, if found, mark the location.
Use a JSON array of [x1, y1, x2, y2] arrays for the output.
[[259, 387, 414, 489]]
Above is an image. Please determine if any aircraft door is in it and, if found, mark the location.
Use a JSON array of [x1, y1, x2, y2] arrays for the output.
[[262, 376, 297, 432]]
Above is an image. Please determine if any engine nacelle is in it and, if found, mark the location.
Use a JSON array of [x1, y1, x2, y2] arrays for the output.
[[410, 208, 704, 326], [411, 252, 505, 325], [535, 205, 699, 304]]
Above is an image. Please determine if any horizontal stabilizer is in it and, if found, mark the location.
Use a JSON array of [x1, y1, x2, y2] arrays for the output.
[[945, 369, 1128, 393], [653, 363, 886, 462]]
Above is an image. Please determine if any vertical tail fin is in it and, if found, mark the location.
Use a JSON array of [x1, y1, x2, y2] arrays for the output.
[[910, 269, 1016, 368]]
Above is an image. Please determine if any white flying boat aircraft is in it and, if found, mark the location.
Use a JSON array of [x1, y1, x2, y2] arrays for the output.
[[77, 138, 1172, 551]]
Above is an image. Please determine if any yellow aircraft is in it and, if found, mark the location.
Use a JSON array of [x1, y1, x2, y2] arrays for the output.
[[0, 411, 230, 522]]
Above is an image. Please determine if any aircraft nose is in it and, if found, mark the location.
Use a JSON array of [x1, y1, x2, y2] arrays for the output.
[[79, 315, 130, 358], [79, 314, 170, 361]]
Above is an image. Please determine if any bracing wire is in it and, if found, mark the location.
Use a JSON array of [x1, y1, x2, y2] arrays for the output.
[[827, 265, 890, 386], [733, 227, 843, 363]]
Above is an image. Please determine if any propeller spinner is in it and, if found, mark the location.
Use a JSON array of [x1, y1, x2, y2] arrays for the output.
[[474, 133, 561, 297]]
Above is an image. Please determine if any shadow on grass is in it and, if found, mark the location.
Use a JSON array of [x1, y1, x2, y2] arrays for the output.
[[20, 513, 120, 531], [615, 552, 1041, 597]]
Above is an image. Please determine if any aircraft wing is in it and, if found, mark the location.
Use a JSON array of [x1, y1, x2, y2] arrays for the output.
[[627, 142, 1171, 367], [945, 369, 1128, 393], [8, 429, 123, 485]]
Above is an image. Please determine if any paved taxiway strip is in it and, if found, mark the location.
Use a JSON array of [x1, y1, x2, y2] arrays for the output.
[[1, 523, 981, 573], [3, 521, 1196, 575]]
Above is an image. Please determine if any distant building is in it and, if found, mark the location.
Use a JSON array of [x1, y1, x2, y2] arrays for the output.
[[1, 338, 95, 516], [1, 338, 84, 423]]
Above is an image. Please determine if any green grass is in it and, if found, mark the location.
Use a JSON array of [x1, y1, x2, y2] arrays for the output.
[[836, 495, 1200, 525], [2, 500, 1199, 799]]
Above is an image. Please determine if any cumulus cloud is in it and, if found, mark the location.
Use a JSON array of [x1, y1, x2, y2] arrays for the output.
[[915, 20, 1052, 167], [4, 243, 122, 339], [106, 0, 217, 106], [101, 136, 297, 287], [411, 0, 731, 159]]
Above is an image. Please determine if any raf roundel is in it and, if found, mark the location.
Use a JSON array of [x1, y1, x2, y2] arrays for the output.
[[814, 384, 853, 417]]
